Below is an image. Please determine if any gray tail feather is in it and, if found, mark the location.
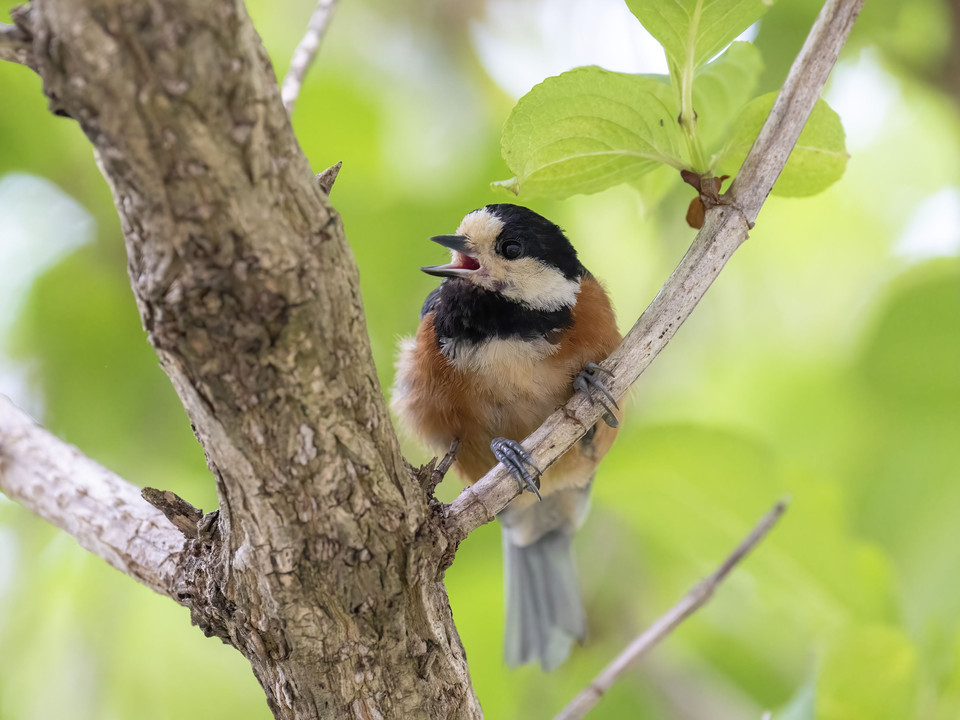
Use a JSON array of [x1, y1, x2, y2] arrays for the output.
[[503, 528, 585, 671]]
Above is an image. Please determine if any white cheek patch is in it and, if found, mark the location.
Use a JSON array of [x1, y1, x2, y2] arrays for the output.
[[497, 261, 581, 311]]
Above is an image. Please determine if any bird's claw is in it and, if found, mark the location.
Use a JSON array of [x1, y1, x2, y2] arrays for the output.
[[574, 362, 619, 428], [490, 437, 542, 501]]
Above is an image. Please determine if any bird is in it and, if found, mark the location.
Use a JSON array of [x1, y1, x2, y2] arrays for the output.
[[391, 203, 621, 671]]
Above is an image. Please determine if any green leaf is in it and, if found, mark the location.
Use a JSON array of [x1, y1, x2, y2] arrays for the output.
[[693, 41, 764, 152], [625, 0, 770, 73], [497, 66, 686, 199], [716, 93, 848, 197]]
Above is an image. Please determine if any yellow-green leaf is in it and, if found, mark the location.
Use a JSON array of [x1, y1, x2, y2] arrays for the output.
[[716, 93, 848, 197], [625, 0, 770, 73], [497, 66, 686, 199], [693, 42, 764, 152]]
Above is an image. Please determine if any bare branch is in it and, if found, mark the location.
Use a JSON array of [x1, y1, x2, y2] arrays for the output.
[[281, 0, 339, 114], [443, 0, 865, 543], [554, 501, 788, 720], [0, 396, 185, 597], [0, 22, 34, 69]]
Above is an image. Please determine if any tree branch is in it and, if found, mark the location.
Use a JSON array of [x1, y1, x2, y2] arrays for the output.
[[729, 0, 864, 219], [0, 396, 185, 597], [280, 0, 339, 114], [554, 501, 787, 720], [0, 21, 35, 69], [443, 0, 866, 543]]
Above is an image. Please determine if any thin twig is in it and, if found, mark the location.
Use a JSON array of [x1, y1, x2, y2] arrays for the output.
[[443, 0, 865, 543], [281, 0, 339, 114], [554, 501, 788, 720]]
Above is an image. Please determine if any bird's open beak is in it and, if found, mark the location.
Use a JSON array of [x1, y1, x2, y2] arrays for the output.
[[421, 235, 482, 278]]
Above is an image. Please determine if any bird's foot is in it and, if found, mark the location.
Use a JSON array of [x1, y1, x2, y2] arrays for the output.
[[574, 362, 619, 428], [490, 437, 541, 501]]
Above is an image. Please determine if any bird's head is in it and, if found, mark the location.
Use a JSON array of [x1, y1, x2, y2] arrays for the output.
[[421, 204, 584, 311]]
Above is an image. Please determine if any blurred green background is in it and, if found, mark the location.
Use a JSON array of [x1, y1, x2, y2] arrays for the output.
[[1, 0, 959, 718]]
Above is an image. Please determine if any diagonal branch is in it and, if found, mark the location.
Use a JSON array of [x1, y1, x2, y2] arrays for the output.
[[554, 500, 788, 720], [0, 396, 186, 597], [280, 0, 340, 114], [443, 0, 866, 543], [729, 0, 863, 218]]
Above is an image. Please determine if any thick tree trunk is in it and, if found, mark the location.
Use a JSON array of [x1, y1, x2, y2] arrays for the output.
[[19, 0, 478, 717]]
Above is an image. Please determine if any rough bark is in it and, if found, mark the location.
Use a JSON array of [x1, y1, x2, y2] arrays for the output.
[[10, 0, 477, 718]]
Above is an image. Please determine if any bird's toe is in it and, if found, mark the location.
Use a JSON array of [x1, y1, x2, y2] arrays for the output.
[[490, 437, 541, 501]]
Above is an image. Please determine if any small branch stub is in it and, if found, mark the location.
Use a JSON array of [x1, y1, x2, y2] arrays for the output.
[[316, 160, 342, 194], [141, 487, 203, 539], [419, 438, 461, 495]]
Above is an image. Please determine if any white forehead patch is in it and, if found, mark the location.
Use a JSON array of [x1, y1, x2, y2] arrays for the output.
[[456, 207, 504, 243]]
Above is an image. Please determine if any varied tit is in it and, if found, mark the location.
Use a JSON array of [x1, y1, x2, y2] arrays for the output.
[[392, 203, 621, 671]]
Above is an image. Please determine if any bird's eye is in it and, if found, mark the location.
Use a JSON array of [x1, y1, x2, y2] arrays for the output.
[[501, 240, 523, 259]]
